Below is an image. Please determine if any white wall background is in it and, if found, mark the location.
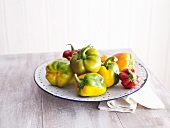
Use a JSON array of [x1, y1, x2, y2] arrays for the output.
[[0, 0, 170, 90]]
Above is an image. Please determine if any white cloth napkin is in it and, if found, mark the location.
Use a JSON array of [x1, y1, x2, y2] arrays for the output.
[[98, 80, 165, 113]]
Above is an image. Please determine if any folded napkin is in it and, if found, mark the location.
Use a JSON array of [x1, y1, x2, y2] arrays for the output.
[[98, 80, 165, 113]]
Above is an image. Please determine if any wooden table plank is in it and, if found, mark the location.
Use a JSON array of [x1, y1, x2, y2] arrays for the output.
[[0, 54, 44, 128], [41, 91, 123, 128], [0, 49, 170, 128]]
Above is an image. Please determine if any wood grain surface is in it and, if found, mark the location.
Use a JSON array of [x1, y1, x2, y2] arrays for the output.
[[0, 49, 170, 128]]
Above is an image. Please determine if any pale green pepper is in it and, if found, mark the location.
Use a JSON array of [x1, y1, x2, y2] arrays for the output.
[[46, 58, 75, 87]]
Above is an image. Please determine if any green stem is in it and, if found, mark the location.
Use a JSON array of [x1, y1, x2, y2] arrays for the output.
[[74, 74, 84, 89], [103, 56, 118, 67], [74, 74, 82, 84], [67, 44, 74, 50], [128, 70, 136, 82], [81, 45, 91, 59]]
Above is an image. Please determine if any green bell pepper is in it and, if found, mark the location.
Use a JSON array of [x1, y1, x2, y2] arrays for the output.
[[74, 73, 107, 97], [46, 58, 74, 87], [70, 45, 101, 75]]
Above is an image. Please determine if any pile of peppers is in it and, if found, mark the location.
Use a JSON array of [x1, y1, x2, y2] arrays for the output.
[[45, 44, 139, 97]]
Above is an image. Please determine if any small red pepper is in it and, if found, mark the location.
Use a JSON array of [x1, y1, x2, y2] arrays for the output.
[[62, 44, 78, 60], [119, 68, 140, 89]]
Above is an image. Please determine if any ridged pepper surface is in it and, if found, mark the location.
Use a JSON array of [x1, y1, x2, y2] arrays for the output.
[[46, 58, 74, 87], [70, 45, 101, 76]]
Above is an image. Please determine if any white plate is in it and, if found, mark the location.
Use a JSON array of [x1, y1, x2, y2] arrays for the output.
[[34, 60, 148, 102]]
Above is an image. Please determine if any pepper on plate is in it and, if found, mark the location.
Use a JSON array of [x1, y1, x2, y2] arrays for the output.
[[100, 55, 108, 63], [113, 52, 135, 72], [62, 44, 78, 60], [119, 68, 140, 89], [74, 73, 107, 97], [46, 58, 75, 87], [98, 56, 119, 87], [70, 45, 101, 75]]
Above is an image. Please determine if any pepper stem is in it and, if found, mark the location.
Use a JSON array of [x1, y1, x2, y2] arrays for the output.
[[67, 44, 74, 50], [74, 74, 84, 89], [81, 45, 91, 59], [128, 69, 136, 82], [103, 56, 118, 66], [74, 74, 81, 83]]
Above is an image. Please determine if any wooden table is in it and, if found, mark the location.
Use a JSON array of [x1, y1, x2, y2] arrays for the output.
[[1, 49, 170, 128]]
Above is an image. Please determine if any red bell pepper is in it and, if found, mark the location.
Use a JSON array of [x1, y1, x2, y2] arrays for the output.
[[62, 44, 78, 60], [119, 68, 140, 89]]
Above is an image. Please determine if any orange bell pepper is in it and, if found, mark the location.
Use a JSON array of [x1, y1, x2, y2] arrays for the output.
[[113, 52, 135, 72], [100, 55, 108, 63]]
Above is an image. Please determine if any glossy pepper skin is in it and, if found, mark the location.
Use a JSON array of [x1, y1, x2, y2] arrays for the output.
[[46, 58, 75, 87], [98, 56, 119, 87], [74, 73, 107, 97], [70, 45, 101, 75], [113, 52, 135, 72], [119, 68, 140, 89], [62, 44, 78, 60]]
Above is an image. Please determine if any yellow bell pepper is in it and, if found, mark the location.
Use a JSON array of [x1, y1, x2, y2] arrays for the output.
[[98, 56, 119, 87], [113, 52, 135, 72], [74, 73, 107, 97]]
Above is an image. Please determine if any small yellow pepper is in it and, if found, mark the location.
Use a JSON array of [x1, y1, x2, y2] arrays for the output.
[[74, 73, 107, 97], [113, 52, 135, 72], [98, 56, 119, 87]]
